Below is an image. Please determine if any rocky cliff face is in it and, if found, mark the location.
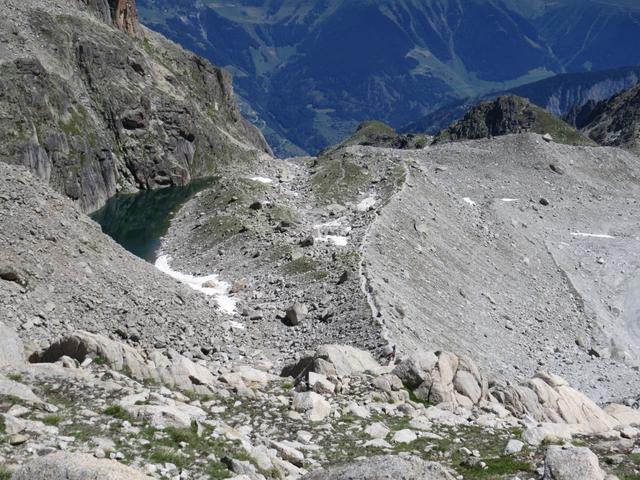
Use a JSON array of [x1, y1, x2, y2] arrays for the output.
[[78, 0, 143, 38], [433, 96, 594, 146], [0, 0, 271, 212], [112, 0, 143, 38], [580, 84, 640, 154]]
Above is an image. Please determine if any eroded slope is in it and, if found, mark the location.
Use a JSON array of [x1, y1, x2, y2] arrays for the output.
[[365, 134, 640, 401], [0, 162, 255, 358]]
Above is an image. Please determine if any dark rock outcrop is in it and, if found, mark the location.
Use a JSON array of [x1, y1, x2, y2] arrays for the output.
[[322, 121, 431, 155], [433, 96, 594, 147], [580, 84, 640, 154], [0, 0, 271, 212]]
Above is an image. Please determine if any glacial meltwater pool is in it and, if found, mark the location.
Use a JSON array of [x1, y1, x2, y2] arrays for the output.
[[90, 178, 214, 262]]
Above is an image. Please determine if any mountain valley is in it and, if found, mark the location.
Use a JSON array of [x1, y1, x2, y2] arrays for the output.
[[137, 0, 640, 155], [1, 1, 640, 479]]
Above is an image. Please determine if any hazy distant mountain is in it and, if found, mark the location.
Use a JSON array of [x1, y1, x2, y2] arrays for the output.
[[403, 65, 640, 135], [138, 0, 640, 155]]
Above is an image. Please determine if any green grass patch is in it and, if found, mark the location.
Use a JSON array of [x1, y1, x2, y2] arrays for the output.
[[92, 356, 107, 366], [311, 157, 369, 204], [150, 447, 190, 469], [0, 466, 12, 480], [457, 456, 532, 479], [64, 422, 105, 442], [206, 461, 232, 479], [0, 416, 5, 435], [614, 452, 640, 480], [103, 405, 134, 422], [42, 415, 62, 426], [164, 425, 200, 447], [7, 373, 22, 382]]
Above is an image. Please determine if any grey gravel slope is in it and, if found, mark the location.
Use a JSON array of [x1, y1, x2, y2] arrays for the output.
[[0, 162, 252, 358], [364, 133, 640, 401]]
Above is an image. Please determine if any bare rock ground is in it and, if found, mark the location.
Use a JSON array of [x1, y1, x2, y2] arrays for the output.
[[364, 133, 640, 402], [161, 133, 640, 402], [0, 162, 254, 361]]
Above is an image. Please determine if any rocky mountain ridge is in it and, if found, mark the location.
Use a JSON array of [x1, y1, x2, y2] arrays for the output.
[[432, 96, 594, 146], [2, 0, 640, 478], [0, 0, 270, 212], [580, 83, 640, 154]]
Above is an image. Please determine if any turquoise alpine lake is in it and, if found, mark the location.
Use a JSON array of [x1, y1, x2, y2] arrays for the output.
[[90, 178, 215, 262]]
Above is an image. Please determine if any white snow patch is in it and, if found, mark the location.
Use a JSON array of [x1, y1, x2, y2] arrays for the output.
[[501, 198, 518, 202], [357, 195, 376, 212], [155, 255, 237, 314], [463, 197, 477, 206], [315, 235, 349, 247], [248, 176, 273, 184], [313, 220, 351, 247], [228, 321, 246, 330], [571, 232, 616, 239]]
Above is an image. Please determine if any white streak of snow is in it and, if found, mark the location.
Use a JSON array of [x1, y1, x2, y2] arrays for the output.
[[248, 176, 273, 184], [571, 232, 615, 239], [315, 235, 349, 247], [357, 196, 376, 212], [463, 197, 477, 206], [501, 198, 518, 202], [155, 255, 237, 314], [312, 220, 350, 246]]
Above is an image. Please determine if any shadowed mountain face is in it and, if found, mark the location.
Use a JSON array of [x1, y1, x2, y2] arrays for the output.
[[403, 66, 640, 135], [138, 0, 640, 156], [581, 83, 640, 153]]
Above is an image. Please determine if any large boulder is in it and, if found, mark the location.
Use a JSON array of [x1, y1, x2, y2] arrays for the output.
[[604, 403, 640, 427], [282, 344, 383, 381], [315, 345, 382, 377], [284, 303, 308, 326], [148, 350, 215, 390], [302, 455, 454, 479], [219, 365, 279, 390], [11, 452, 151, 479], [293, 391, 331, 422], [0, 374, 43, 405], [31, 331, 151, 380], [127, 403, 207, 429], [543, 445, 605, 480], [31, 332, 216, 391], [0, 321, 25, 367], [492, 372, 618, 433], [392, 351, 437, 389], [393, 351, 487, 408]]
